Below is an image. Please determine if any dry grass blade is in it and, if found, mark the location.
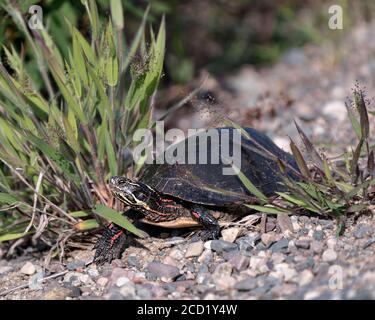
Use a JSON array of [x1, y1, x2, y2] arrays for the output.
[[289, 137, 311, 178], [354, 90, 370, 141], [294, 120, 324, 170]]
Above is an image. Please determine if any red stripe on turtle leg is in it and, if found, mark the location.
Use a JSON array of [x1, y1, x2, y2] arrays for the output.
[[110, 230, 124, 246]]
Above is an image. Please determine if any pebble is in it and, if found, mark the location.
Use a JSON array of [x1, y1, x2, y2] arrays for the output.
[[29, 271, 44, 290], [228, 254, 250, 271], [313, 230, 324, 241], [119, 283, 136, 297], [354, 224, 373, 239], [210, 240, 238, 253], [0, 266, 13, 275], [295, 240, 311, 250], [116, 276, 131, 287], [67, 260, 85, 271], [87, 268, 99, 278], [261, 233, 277, 247], [127, 255, 139, 268], [299, 270, 314, 286], [234, 277, 257, 291], [146, 262, 180, 280], [249, 256, 269, 274], [221, 227, 241, 243], [97, 277, 109, 287], [41, 287, 73, 300], [185, 241, 204, 258], [168, 249, 184, 261], [322, 249, 338, 262], [311, 241, 324, 254], [274, 263, 298, 282], [270, 238, 289, 252], [20, 262, 36, 275]]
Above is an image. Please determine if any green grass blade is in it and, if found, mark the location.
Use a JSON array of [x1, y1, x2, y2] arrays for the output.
[[245, 204, 288, 214], [93, 204, 148, 238]]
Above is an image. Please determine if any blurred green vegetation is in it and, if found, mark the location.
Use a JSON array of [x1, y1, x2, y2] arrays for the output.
[[1, 0, 374, 86]]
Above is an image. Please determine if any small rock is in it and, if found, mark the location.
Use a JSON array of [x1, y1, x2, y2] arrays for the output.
[[261, 233, 277, 247], [266, 221, 276, 232], [20, 262, 37, 275], [299, 270, 314, 286], [127, 255, 139, 268], [111, 259, 125, 268], [322, 249, 337, 262], [66, 260, 85, 271], [41, 287, 73, 300], [210, 240, 238, 253], [204, 240, 212, 250], [270, 238, 289, 252], [236, 237, 252, 251], [311, 241, 324, 254], [87, 268, 99, 278], [197, 249, 212, 264], [222, 227, 241, 243], [249, 256, 269, 274], [0, 266, 13, 275], [119, 283, 136, 298], [213, 262, 233, 276], [326, 237, 337, 249], [168, 249, 184, 261], [146, 262, 180, 280], [79, 274, 91, 285], [363, 238, 375, 249], [354, 224, 372, 239], [97, 277, 108, 287], [64, 272, 82, 286], [295, 240, 310, 250], [313, 230, 324, 241], [234, 277, 257, 291], [228, 254, 250, 271], [274, 263, 298, 282], [185, 241, 204, 258], [29, 271, 44, 290], [163, 256, 181, 269], [116, 276, 130, 287], [277, 214, 294, 234], [136, 284, 154, 299], [212, 263, 235, 290]]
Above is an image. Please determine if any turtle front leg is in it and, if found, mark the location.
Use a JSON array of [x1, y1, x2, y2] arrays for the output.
[[190, 206, 221, 242], [94, 222, 128, 264]]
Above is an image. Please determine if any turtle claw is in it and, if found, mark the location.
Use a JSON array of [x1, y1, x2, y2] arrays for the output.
[[191, 228, 220, 242], [94, 224, 128, 264]]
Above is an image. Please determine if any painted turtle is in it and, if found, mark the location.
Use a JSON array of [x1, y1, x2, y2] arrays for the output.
[[94, 127, 299, 263]]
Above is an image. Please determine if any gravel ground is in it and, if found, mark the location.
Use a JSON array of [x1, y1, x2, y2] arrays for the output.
[[1, 22, 375, 300]]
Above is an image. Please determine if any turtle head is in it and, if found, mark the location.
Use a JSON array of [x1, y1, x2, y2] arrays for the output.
[[108, 176, 151, 207]]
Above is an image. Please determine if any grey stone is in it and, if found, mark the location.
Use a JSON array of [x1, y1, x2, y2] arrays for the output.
[[354, 224, 373, 239], [146, 262, 180, 280], [313, 230, 324, 241], [234, 278, 257, 291], [322, 249, 337, 262], [295, 240, 310, 250], [210, 240, 238, 253], [127, 255, 139, 268], [270, 238, 289, 252], [228, 254, 250, 271], [66, 260, 85, 271]]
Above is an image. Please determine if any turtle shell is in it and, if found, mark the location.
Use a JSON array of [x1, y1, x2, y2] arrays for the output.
[[139, 127, 299, 207]]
